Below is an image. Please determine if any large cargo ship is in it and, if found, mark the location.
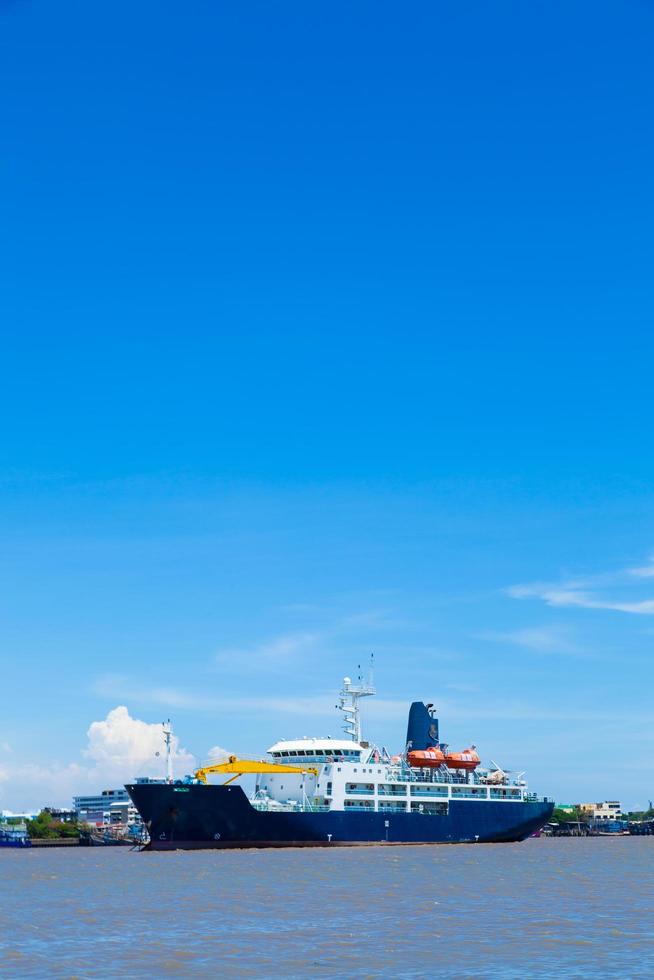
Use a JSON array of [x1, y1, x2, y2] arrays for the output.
[[127, 674, 553, 849]]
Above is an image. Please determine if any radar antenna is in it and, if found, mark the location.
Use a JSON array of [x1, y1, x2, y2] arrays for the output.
[[336, 655, 376, 743]]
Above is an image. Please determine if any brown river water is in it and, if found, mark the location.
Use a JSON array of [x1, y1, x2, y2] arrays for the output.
[[1, 837, 653, 979]]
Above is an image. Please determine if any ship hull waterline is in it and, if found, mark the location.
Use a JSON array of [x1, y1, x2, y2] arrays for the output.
[[127, 783, 553, 851]]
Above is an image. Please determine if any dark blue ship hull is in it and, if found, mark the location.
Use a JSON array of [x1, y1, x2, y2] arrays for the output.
[[0, 837, 31, 848], [126, 783, 553, 850]]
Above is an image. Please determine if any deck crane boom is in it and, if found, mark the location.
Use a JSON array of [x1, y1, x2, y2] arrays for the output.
[[194, 755, 318, 785]]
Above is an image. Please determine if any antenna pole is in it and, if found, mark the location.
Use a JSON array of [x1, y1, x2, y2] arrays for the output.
[[162, 719, 173, 783]]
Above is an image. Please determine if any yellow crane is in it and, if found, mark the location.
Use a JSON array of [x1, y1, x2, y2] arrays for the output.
[[194, 755, 319, 785]]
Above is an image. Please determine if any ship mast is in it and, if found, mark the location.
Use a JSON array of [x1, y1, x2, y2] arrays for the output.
[[337, 657, 376, 743], [162, 719, 174, 783]]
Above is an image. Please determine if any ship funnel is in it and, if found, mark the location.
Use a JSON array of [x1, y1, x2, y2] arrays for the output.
[[405, 702, 439, 752]]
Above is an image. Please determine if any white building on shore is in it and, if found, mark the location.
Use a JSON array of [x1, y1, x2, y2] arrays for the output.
[[578, 800, 622, 821], [74, 778, 166, 827]]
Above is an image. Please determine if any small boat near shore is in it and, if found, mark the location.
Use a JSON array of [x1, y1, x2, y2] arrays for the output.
[[0, 821, 31, 848], [79, 828, 141, 846]]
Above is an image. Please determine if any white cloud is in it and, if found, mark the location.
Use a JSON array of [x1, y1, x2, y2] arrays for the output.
[[95, 682, 352, 721], [93, 674, 346, 717], [408, 695, 654, 727], [214, 631, 321, 667], [0, 707, 196, 812], [93, 675, 227, 711], [478, 625, 587, 656], [84, 706, 195, 780], [338, 609, 400, 630], [212, 608, 398, 672], [508, 582, 654, 615], [628, 558, 654, 578], [507, 555, 654, 615], [193, 745, 235, 770]]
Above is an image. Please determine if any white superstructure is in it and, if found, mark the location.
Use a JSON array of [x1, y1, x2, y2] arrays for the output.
[[248, 676, 533, 815], [253, 737, 529, 813]]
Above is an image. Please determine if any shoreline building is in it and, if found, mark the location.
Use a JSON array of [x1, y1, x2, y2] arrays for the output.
[[578, 801, 622, 822], [73, 788, 132, 827], [43, 807, 76, 823], [74, 778, 165, 828]]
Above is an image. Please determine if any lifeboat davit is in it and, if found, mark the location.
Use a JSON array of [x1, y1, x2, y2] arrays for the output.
[[443, 746, 480, 771], [407, 747, 446, 768]]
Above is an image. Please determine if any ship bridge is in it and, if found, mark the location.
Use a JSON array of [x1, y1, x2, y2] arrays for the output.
[[267, 738, 363, 763], [258, 738, 381, 808]]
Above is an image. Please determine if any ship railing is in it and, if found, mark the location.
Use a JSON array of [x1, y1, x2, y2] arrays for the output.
[[409, 786, 448, 797], [451, 787, 488, 799], [250, 801, 331, 813], [391, 764, 531, 791], [401, 768, 468, 785]]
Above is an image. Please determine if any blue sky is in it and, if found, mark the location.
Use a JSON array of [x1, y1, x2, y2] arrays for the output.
[[1, 1, 654, 810]]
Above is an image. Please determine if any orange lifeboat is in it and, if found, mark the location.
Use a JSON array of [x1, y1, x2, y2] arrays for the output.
[[407, 747, 446, 768], [443, 746, 480, 771]]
